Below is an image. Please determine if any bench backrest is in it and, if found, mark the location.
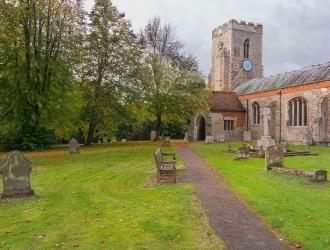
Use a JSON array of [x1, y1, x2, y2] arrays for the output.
[[154, 149, 163, 168]]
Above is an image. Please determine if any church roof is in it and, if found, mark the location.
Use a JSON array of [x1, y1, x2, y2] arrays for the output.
[[209, 91, 245, 112], [234, 62, 330, 95]]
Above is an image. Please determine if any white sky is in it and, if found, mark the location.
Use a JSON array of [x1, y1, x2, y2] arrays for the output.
[[85, 0, 330, 77]]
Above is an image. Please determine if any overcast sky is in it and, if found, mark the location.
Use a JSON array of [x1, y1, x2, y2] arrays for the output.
[[85, 0, 330, 77]]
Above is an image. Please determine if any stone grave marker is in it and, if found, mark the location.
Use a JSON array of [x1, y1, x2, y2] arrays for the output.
[[265, 145, 283, 171], [217, 134, 225, 143], [122, 139, 127, 143], [235, 146, 250, 160], [68, 138, 80, 154], [205, 136, 214, 144], [111, 137, 117, 143], [283, 142, 289, 153], [150, 130, 156, 141], [314, 170, 327, 182], [243, 131, 252, 142], [0, 151, 34, 199], [103, 137, 108, 144]]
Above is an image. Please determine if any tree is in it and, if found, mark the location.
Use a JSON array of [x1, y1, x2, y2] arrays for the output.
[[81, 0, 142, 145], [139, 17, 207, 140], [0, 0, 84, 150]]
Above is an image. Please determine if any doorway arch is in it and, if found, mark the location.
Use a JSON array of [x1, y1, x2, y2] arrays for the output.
[[197, 115, 206, 141]]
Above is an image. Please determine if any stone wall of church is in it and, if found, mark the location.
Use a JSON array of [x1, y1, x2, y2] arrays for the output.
[[240, 85, 330, 145]]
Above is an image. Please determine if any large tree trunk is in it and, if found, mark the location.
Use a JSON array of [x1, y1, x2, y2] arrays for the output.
[[85, 122, 97, 146], [155, 114, 162, 141]]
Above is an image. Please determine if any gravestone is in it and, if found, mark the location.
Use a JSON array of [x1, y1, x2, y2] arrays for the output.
[[0, 151, 34, 199], [68, 138, 80, 154], [259, 145, 265, 158], [111, 137, 117, 143], [217, 134, 225, 143], [283, 142, 289, 153], [235, 147, 250, 160], [122, 139, 127, 143], [257, 108, 275, 148], [265, 145, 283, 171], [243, 131, 252, 142], [205, 136, 215, 144], [184, 132, 188, 142], [150, 130, 156, 141], [103, 137, 108, 144], [314, 170, 327, 182]]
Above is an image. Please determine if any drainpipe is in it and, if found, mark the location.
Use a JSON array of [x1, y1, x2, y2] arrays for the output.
[[279, 90, 282, 143], [246, 99, 249, 130]]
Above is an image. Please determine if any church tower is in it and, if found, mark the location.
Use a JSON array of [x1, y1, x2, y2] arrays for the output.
[[209, 19, 264, 91]]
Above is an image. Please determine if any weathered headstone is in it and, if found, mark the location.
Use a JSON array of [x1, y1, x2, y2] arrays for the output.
[[243, 131, 252, 142], [217, 134, 225, 143], [235, 147, 250, 160], [257, 108, 275, 148], [68, 138, 80, 154], [122, 139, 127, 143], [265, 145, 283, 171], [205, 136, 215, 144], [314, 170, 327, 182], [0, 151, 34, 199], [150, 130, 156, 141], [184, 132, 188, 142], [283, 142, 289, 153], [103, 137, 108, 144], [111, 137, 117, 143]]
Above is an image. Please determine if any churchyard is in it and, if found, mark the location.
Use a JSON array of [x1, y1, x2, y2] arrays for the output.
[[0, 143, 223, 249], [192, 142, 330, 250]]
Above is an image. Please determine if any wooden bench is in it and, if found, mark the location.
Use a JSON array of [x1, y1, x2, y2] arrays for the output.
[[154, 149, 176, 184]]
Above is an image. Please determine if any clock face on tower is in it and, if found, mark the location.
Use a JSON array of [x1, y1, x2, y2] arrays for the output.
[[243, 60, 253, 72]]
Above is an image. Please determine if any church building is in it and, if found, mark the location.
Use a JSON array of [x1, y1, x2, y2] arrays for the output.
[[188, 19, 330, 145]]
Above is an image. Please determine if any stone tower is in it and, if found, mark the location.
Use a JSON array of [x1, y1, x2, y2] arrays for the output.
[[209, 19, 264, 91]]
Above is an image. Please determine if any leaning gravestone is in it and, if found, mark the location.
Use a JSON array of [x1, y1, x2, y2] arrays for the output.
[[265, 145, 283, 171], [150, 130, 156, 141], [0, 151, 34, 199], [68, 138, 80, 154]]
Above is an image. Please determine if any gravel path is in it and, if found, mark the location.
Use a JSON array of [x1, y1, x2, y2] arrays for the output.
[[177, 144, 289, 250]]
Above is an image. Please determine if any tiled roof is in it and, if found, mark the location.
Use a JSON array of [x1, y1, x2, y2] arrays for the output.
[[234, 62, 330, 95], [209, 91, 245, 112]]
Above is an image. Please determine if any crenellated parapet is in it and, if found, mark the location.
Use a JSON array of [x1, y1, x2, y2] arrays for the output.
[[212, 19, 263, 38]]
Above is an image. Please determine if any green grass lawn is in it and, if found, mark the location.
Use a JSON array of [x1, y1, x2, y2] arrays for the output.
[[191, 142, 330, 250], [0, 142, 223, 249]]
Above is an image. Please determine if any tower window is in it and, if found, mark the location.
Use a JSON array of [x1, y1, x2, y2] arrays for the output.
[[288, 97, 307, 126], [244, 39, 250, 58], [252, 102, 260, 125]]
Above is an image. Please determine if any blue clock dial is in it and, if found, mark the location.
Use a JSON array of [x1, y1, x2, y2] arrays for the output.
[[243, 60, 253, 72]]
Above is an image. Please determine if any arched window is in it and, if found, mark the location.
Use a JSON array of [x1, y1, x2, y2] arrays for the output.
[[252, 102, 260, 125], [288, 97, 307, 126], [244, 39, 250, 58]]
